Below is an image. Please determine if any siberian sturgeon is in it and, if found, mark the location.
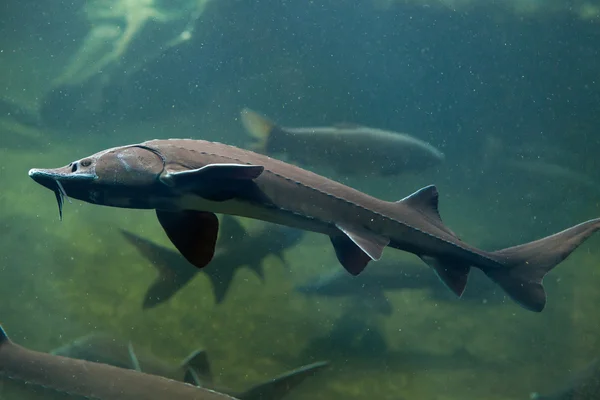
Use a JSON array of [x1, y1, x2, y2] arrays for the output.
[[28, 139, 600, 312], [0, 324, 237, 399]]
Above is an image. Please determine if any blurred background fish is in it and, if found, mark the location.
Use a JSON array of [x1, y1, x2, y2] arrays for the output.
[[240, 108, 445, 177], [121, 216, 305, 308]]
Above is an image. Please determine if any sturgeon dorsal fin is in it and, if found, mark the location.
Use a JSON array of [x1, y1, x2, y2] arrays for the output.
[[399, 185, 441, 220], [398, 185, 458, 237]]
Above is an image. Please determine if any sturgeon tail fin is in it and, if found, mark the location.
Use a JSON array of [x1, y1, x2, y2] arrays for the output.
[[240, 108, 276, 154], [486, 218, 600, 312]]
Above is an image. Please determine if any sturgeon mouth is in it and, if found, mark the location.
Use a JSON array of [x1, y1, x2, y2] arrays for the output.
[[28, 168, 94, 221]]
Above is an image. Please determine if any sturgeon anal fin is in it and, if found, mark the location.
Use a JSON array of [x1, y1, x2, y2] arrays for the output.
[[161, 163, 264, 187], [336, 223, 389, 261], [156, 210, 219, 270], [419, 255, 470, 297]]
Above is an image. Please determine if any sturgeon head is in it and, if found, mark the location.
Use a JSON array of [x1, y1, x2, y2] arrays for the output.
[[28, 141, 267, 273], [28, 144, 168, 218]]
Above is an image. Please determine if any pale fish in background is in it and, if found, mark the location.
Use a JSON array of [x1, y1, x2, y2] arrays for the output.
[[240, 108, 445, 176], [45, 0, 213, 118]]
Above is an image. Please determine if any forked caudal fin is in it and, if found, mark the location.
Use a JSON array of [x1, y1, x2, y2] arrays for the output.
[[240, 108, 276, 154], [485, 218, 600, 312]]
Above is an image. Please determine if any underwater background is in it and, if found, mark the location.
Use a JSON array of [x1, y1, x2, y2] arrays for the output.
[[1, 0, 600, 398]]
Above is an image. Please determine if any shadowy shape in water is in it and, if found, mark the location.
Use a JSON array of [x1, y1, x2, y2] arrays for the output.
[[279, 312, 495, 376], [532, 359, 600, 400], [295, 258, 506, 316], [121, 216, 304, 308]]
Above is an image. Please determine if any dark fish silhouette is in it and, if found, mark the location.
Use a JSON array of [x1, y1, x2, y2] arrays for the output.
[[29, 139, 600, 312], [51, 333, 329, 400], [296, 258, 504, 315], [121, 216, 304, 308], [240, 108, 445, 176], [0, 325, 237, 399], [531, 359, 600, 400]]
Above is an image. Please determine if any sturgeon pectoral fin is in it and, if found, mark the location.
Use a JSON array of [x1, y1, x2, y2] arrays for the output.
[[161, 164, 265, 202], [156, 210, 219, 270], [419, 255, 470, 297], [162, 163, 264, 187], [330, 225, 389, 276]]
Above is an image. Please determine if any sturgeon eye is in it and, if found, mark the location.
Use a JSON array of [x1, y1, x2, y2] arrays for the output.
[[80, 159, 92, 167]]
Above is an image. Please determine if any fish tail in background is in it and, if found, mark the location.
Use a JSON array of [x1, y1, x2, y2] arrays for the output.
[[237, 361, 329, 400], [484, 218, 600, 312], [203, 266, 237, 304], [119, 229, 198, 309], [240, 108, 276, 154]]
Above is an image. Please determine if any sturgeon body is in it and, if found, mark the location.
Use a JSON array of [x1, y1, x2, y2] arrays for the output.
[[0, 325, 237, 399], [28, 139, 600, 312]]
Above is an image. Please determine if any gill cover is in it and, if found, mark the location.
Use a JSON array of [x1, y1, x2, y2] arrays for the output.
[[95, 145, 165, 185]]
